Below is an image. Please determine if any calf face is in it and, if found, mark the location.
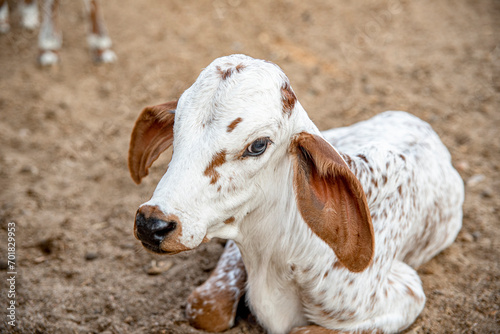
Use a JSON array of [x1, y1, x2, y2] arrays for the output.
[[129, 55, 373, 271], [130, 55, 299, 253]]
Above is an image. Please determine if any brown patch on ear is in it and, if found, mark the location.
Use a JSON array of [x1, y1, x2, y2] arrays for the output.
[[291, 132, 374, 272], [281, 81, 297, 116], [204, 150, 227, 184], [224, 217, 235, 224], [128, 101, 177, 184], [227, 117, 243, 133]]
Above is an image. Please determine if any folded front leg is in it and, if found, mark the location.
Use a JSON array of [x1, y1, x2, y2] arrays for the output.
[[186, 240, 247, 332]]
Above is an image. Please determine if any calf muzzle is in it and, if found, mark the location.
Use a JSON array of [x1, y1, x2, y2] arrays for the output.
[[134, 205, 179, 254]]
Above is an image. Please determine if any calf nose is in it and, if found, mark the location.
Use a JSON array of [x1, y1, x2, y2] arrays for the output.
[[134, 206, 178, 250]]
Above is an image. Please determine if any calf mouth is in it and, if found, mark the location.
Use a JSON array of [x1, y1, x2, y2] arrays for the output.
[[139, 240, 185, 255], [140, 241, 169, 254]]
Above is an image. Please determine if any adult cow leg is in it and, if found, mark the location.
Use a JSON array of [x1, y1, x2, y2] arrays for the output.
[[84, 0, 116, 63], [38, 0, 61, 65]]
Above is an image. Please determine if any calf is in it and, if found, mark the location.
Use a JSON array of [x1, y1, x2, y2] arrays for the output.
[[128, 54, 464, 334]]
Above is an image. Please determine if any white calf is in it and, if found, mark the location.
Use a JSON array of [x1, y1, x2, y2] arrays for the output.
[[128, 54, 464, 334]]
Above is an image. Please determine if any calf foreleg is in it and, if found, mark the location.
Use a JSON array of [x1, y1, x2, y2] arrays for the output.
[[186, 240, 247, 332]]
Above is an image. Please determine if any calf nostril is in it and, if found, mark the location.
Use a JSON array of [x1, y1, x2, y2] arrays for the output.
[[151, 220, 177, 242], [135, 211, 178, 246]]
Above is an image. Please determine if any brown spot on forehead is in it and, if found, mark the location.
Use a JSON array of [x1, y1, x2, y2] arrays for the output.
[[216, 63, 246, 80], [281, 81, 297, 116], [204, 150, 227, 184], [235, 63, 245, 72], [227, 117, 243, 133], [224, 217, 235, 224]]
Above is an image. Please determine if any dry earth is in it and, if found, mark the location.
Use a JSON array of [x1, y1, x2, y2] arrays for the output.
[[0, 0, 499, 333]]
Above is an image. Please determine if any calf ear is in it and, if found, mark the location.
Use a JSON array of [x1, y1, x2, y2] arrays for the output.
[[128, 101, 177, 184], [291, 132, 374, 272]]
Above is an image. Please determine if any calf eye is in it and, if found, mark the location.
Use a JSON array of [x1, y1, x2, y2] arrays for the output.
[[243, 137, 270, 157]]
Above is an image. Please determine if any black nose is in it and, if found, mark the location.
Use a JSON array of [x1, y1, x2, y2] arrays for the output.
[[135, 211, 177, 248]]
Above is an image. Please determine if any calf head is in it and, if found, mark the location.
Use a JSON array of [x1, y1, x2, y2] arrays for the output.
[[128, 55, 374, 271]]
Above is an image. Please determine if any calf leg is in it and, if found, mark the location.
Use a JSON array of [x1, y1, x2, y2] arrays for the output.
[[186, 240, 247, 332], [84, 0, 116, 63], [294, 261, 425, 334], [353, 261, 425, 333], [38, 0, 61, 66]]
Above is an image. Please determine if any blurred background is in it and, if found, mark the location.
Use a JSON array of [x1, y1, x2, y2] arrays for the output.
[[0, 0, 498, 333]]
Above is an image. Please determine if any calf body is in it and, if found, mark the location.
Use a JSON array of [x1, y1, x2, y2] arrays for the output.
[[128, 54, 464, 333]]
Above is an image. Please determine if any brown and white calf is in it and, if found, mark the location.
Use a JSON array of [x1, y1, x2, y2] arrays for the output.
[[128, 54, 464, 334], [0, 0, 115, 65]]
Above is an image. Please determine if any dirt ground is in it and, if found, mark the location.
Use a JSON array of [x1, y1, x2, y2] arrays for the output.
[[0, 0, 499, 333]]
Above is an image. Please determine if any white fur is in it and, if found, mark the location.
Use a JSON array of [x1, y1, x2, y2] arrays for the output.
[[141, 54, 464, 333]]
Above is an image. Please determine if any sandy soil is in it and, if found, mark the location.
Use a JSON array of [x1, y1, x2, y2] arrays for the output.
[[0, 0, 499, 333]]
